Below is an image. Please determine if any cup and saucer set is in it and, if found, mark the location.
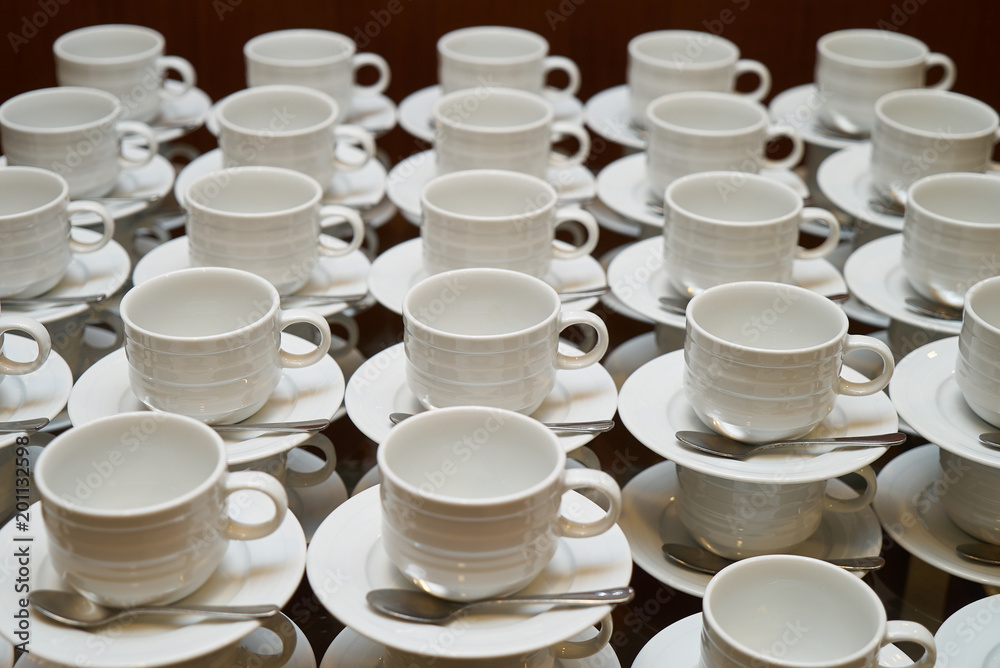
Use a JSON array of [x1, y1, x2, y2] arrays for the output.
[[308, 406, 631, 667], [617, 282, 897, 603]]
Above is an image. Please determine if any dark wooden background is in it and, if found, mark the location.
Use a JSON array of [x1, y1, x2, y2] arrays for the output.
[[2, 0, 997, 665]]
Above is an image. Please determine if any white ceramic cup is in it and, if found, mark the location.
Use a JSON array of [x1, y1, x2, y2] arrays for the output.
[[937, 449, 1000, 546], [216, 84, 376, 189], [244, 29, 390, 116], [684, 281, 894, 443], [870, 89, 1000, 203], [433, 87, 590, 178], [384, 613, 613, 667], [0, 87, 159, 198], [437, 25, 580, 101], [378, 406, 622, 601], [53, 24, 197, 123], [662, 172, 840, 296], [35, 412, 289, 607], [902, 173, 1000, 308], [0, 167, 114, 298], [628, 30, 771, 129], [403, 268, 609, 415], [184, 166, 365, 294], [420, 169, 599, 277], [676, 465, 878, 560], [645, 92, 805, 201], [815, 29, 956, 136], [700, 555, 937, 668], [120, 267, 333, 424], [956, 276, 1000, 428]]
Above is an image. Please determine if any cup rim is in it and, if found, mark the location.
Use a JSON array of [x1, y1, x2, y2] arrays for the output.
[[244, 29, 355, 68], [437, 25, 548, 65], [0, 86, 122, 135], [120, 266, 280, 344], [402, 267, 560, 342], [433, 87, 554, 134], [185, 166, 323, 219], [628, 30, 739, 70], [35, 412, 227, 518], [54, 24, 165, 64], [817, 28, 929, 68], [907, 172, 1000, 228], [645, 91, 768, 138], [702, 554, 887, 667], [377, 406, 565, 507], [686, 281, 849, 355], [420, 169, 556, 222], [0, 167, 69, 220], [875, 89, 999, 140], [216, 84, 340, 138], [664, 171, 801, 227], [963, 276, 1000, 334]]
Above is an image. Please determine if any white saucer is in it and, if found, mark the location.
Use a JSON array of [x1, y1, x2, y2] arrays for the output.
[[843, 295, 892, 330], [596, 153, 810, 228], [0, 499, 306, 668], [1, 154, 175, 223], [817, 144, 905, 231], [361, 195, 398, 229], [632, 613, 910, 668], [603, 331, 660, 391], [768, 84, 865, 151], [619, 349, 898, 483], [607, 237, 847, 329], [396, 84, 585, 143], [584, 84, 645, 150], [67, 334, 345, 465], [206, 92, 397, 138], [0, 337, 72, 449], [1, 231, 130, 324], [934, 594, 1000, 667], [890, 337, 1000, 468], [173, 147, 387, 211], [366, 238, 607, 314], [319, 625, 621, 667], [875, 444, 1000, 586], [844, 234, 960, 336], [585, 198, 646, 238], [147, 82, 213, 143], [620, 460, 883, 598], [386, 150, 596, 224], [286, 446, 348, 544], [307, 486, 631, 659], [132, 236, 371, 319], [344, 342, 617, 451]]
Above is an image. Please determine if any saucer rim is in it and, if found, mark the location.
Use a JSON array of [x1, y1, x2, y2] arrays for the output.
[[768, 83, 863, 150], [816, 143, 903, 231], [583, 83, 645, 150]]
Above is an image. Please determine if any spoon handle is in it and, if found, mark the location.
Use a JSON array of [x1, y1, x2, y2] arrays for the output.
[[3, 294, 107, 307], [132, 603, 279, 618], [211, 419, 331, 433], [559, 287, 609, 301], [280, 293, 368, 307], [543, 420, 615, 434], [757, 432, 907, 451], [469, 587, 635, 612], [826, 557, 886, 572], [0, 418, 50, 433]]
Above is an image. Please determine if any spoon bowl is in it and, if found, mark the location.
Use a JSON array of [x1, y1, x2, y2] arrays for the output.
[[904, 297, 963, 321], [956, 542, 1000, 565]]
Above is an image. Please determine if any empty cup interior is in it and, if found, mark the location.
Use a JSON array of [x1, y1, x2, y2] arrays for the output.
[[648, 94, 764, 132], [878, 92, 997, 136], [0, 169, 64, 216], [56, 25, 162, 59], [380, 409, 559, 500], [247, 30, 351, 63], [821, 31, 924, 63], [633, 31, 735, 65], [966, 278, 1000, 329], [910, 174, 1000, 225], [423, 171, 553, 218], [188, 168, 318, 214], [0, 88, 118, 130], [436, 91, 550, 129], [220, 88, 335, 132], [668, 174, 799, 223], [440, 28, 545, 60]]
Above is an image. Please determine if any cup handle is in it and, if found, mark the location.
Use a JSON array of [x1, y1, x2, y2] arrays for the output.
[[734, 59, 771, 101], [557, 468, 622, 538], [880, 620, 937, 668], [551, 208, 599, 261], [222, 471, 289, 541], [80, 310, 125, 359], [352, 52, 391, 96], [277, 309, 333, 368], [795, 207, 841, 260], [326, 312, 360, 358], [0, 316, 51, 375], [760, 124, 805, 171], [332, 124, 376, 172], [66, 201, 115, 254], [548, 121, 591, 168], [923, 52, 956, 91], [317, 205, 366, 257], [285, 436, 338, 489], [236, 613, 298, 668], [988, 130, 1000, 173], [116, 121, 159, 169], [156, 55, 197, 97], [542, 55, 581, 100], [550, 613, 613, 660], [838, 335, 895, 397], [555, 311, 609, 370], [824, 465, 877, 513]]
